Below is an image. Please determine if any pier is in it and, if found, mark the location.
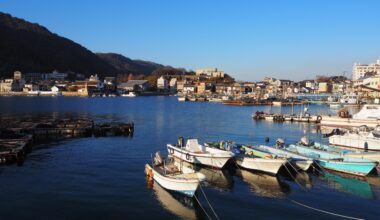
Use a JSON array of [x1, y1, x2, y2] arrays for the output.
[[0, 117, 134, 166]]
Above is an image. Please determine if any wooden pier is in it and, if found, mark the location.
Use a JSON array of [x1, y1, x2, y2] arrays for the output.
[[0, 117, 134, 166]]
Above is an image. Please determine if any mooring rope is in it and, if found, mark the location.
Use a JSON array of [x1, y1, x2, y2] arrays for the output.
[[284, 161, 308, 192], [194, 194, 212, 220], [199, 183, 220, 220], [289, 199, 364, 220]]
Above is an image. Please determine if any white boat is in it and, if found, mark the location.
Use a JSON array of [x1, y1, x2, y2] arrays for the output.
[[319, 104, 380, 128], [329, 127, 380, 152], [255, 145, 314, 171], [272, 101, 282, 106], [145, 152, 205, 197], [167, 138, 234, 169], [340, 94, 358, 104], [177, 96, 187, 102], [121, 92, 136, 97], [208, 98, 223, 103], [236, 145, 287, 175], [329, 103, 342, 108]]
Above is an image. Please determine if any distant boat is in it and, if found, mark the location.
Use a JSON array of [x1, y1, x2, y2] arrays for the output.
[[208, 98, 223, 103], [319, 104, 380, 128], [121, 92, 136, 97], [177, 96, 187, 102], [167, 138, 234, 169], [272, 101, 282, 106], [145, 152, 205, 197]]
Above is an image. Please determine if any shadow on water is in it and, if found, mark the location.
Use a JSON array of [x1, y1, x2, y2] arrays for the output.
[[235, 169, 290, 198], [146, 177, 205, 220], [316, 171, 376, 199]]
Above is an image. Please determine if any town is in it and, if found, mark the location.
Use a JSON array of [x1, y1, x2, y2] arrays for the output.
[[1, 58, 380, 105]]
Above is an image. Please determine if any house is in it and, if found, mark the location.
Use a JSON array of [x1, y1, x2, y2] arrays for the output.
[[197, 82, 206, 94], [117, 80, 150, 92], [318, 82, 332, 93], [157, 76, 168, 90], [23, 83, 39, 92], [183, 84, 196, 94], [169, 78, 177, 92], [195, 68, 224, 78]]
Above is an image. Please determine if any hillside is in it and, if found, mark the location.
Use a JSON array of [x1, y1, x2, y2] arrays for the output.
[[0, 12, 166, 78], [96, 53, 164, 75]]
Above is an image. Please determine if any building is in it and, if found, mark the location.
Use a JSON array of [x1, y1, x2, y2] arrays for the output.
[[195, 68, 225, 78], [197, 82, 206, 94], [318, 82, 332, 93], [352, 58, 380, 80], [157, 76, 168, 90], [23, 83, 39, 92], [24, 70, 68, 82], [176, 80, 185, 92], [183, 84, 196, 93], [117, 80, 150, 92], [169, 78, 177, 92]]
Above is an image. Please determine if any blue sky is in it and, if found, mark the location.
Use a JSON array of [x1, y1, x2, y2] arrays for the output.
[[1, 0, 380, 81]]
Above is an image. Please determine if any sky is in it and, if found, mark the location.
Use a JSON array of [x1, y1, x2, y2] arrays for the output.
[[1, 0, 380, 81]]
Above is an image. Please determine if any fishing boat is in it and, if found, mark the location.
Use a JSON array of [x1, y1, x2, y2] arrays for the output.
[[312, 142, 380, 164], [319, 104, 380, 128], [329, 125, 380, 152], [254, 144, 314, 171], [145, 152, 206, 197], [286, 141, 378, 176], [206, 141, 287, 175], [272, 101, 282, 106], [167, 138, 234, 169]]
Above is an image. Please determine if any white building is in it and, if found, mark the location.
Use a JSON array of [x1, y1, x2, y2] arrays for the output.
[[157, 76, 168, 90], [352, 58, 380, 80], [195, 68, 224, 78], [169, 78, 177, 92]]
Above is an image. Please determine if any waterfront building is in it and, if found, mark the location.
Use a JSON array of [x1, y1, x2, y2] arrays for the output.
[[157, 76, 168, 90], [176, 80, 185, 92], [183, 84, 196, 94], [169, 78, 177, 92], [352, 58, 380, 80], [24, 70, 68, 82], [195, 68, 224, 78], [318, 82, 332, 93], [23, 83, 39, 92], [197, 82, 206, 94]]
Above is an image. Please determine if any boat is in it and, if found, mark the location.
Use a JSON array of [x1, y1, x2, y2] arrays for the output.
[[145, 152, 206, 197], [121, 92, 136, 97], [312, 141, 380, 163], [206, 141, 287, 175], [329, 125, 380, 152], [319, 104, 380, 128], [329, 103, 342, 108], [208, 98, 223, 103], [285, 140, 378, 176], [222, 100, 242, 105], [254, 144, 314, 171], [167, 138, 234, 169], [177, 96, 187, 102], [272, 101, 282, 106]]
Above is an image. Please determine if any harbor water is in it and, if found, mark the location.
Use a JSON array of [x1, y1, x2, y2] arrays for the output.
[[0, 96, 379, 219]]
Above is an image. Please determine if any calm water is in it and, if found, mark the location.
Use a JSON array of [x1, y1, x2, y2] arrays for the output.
[[0, 96, 379, 220]]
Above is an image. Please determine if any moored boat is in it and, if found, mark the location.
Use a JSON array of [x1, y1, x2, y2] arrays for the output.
[[167, 138, 234, 169], [121, 92, 136, 97], [254, 144, 314, 171], [286, 142, 378, 176], [319, 104, 380, 128], [329, 126, 380, 152], [145, 152, 206, 197]]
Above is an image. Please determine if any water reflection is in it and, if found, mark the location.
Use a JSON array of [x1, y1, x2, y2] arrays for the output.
[[294, 172, 313, 190], [149, 179, 198, 220], [320, 172, 375, 199], [236, 169, 290, 198]]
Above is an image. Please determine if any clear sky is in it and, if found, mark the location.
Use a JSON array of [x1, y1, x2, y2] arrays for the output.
[[1, 0, 380, 81]]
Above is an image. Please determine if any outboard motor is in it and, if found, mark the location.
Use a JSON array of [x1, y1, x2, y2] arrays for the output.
[[153, 151, 163, 166], [265, 137, 270, 143], [300, 136, 310, 146], [276, 138, 285, 147], [177, 137, 185, 148]]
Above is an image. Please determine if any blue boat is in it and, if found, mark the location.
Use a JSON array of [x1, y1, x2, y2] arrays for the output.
[[286, 144, 378, 176]]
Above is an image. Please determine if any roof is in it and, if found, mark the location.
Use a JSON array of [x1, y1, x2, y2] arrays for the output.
[[118, 80, 148, 88]]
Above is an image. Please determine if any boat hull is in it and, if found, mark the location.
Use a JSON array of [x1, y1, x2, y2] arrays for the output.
[[167, 145, 232, 169], [236, 157, 286, 175], [315, 160, 376, 176], [320, 116, 380, 128], [146, 164, 200, 197], [329, 135, 380, 151], [292, 159, 314, 171]]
